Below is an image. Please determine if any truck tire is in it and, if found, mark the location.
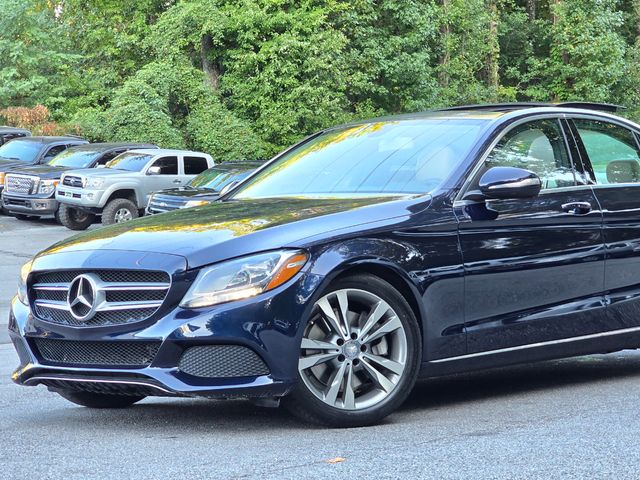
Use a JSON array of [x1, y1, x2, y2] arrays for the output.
[[102, 198, 139, 226], [59, 204, 95, 231]]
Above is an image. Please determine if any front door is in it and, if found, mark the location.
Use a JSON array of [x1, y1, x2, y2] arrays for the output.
[[456, 117, 605, 354]]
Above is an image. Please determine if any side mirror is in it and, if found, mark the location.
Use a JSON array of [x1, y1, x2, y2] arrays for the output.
[[96, 164, 106, 169], [466, 166, 541, 201], [219, 180, 240, 197], [147, 166, 161, 176]]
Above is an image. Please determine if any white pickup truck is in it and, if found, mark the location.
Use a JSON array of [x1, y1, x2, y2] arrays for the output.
[[56, 148, 214, 230]]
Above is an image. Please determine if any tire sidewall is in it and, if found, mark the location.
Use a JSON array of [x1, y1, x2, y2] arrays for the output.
[[102, 198, 139, 226]]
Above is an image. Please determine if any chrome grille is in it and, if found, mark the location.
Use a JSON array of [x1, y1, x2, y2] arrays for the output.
[[5, 174, 37, 194], [30, 269, 171, 327], [62, 175, 83, 188], [33, 338, 160, 367], [147, 195, 186, 214]]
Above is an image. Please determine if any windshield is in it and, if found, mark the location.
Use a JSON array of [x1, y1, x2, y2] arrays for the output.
[[47, 149, 101, 168], [189, 168, 253, 190], [0, 140, 41, 163], [105, 152, 153, 172], [233, 118, 487, 199]]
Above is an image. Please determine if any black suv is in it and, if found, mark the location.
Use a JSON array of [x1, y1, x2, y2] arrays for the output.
[[146, 161, 261, 214], [2, 143, 157, 221], [0, 136, 88, 210], [0, 126, 31, 146]]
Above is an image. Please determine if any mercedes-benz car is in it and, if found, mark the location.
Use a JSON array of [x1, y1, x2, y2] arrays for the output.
[[146, 161, 261, 214], [10, 102, 640, 427]]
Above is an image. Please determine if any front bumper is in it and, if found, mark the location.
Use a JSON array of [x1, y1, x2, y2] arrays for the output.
[[8, 260, 319, 399], [2, 193, 58, 216], [56, 187, 105, 209]]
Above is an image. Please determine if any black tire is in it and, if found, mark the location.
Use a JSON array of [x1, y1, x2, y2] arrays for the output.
[[55, 389, 145, 408], [102, 198, 139, 226], [58, 204, 95, 231], [54, 208, 61, 224], [283, 273, 422, 428]]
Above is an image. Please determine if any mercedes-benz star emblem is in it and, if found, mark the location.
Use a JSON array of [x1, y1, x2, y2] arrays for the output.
[[67, 274, 100, 321]]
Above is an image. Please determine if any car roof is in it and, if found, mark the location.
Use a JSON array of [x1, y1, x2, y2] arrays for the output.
[[63, 142, 158, 153], [329, 102, 627, 130], [125, 148, 211, 156], [206, 161, 264, 171], [0, 126, 30, 134], [13, 136, 87, 144]]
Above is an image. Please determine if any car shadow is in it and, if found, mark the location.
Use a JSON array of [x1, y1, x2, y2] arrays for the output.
[[34, 352, 640, 432]]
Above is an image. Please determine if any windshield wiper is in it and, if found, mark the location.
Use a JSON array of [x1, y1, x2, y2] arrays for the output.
[[0, 156, 22, 161]]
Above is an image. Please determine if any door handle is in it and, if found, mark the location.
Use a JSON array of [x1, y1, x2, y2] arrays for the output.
[[561, 201, 592, 215]]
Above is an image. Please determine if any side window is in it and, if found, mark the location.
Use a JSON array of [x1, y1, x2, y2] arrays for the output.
[[184, 156, 209, 175], [485, 119, 575, 190], [43, 145, 67, 162], [573, 119, 640, 184], [150, 156, 178, 175], [97, 150, 124, 165]]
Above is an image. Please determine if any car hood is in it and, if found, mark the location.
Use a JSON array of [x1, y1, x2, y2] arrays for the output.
[[6, 164, 69, 179], [154, 187, 218, 200], [38, 195, 430, 268], [65, 168, 135, 178], [0, 159, 31, 172]]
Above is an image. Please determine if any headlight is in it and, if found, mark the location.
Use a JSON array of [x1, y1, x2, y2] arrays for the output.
[[180, 250, 309, 309], [37, 179, 59, 195], [85, 177, 104, 189], [185, 200, 209, 208], [17, 260, 33, 305], [0, 172, 5, 187]]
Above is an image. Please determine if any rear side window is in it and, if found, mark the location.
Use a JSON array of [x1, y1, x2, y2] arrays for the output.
[[573, 119, 640, 184], [151, 156, 178, 175], [184, 156, 209, 175], [485, 119, 575, 189]]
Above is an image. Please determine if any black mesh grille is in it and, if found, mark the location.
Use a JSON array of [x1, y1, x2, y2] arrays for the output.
[[178, 345, 270, 378], [33, 270, 169, 285], [33, 338, 160, 367]]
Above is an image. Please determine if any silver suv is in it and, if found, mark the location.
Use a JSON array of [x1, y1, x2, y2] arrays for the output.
[[56, 149, 214, 230]]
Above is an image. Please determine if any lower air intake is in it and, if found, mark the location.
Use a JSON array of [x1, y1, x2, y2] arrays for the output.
[[33, 338, 160, 367], [178, 345, 270, 378]]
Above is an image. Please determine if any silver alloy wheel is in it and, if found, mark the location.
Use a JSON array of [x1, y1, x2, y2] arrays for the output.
[[114, 208, 133, 223], [298, 288, 408, 411]]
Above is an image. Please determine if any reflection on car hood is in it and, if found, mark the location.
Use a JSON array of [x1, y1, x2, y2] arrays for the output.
[[39, 195, 429, 268], [154, 187, 217, 200]]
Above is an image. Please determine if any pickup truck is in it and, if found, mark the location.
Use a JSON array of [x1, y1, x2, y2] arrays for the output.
[[56, 148, 214, 230], [0, 136, 88, 211], [2, 142, 156, 221], [0, 126, 31, 145]]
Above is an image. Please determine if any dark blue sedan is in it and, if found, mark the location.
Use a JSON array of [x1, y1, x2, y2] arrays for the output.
[[10, 102, 640, 427]]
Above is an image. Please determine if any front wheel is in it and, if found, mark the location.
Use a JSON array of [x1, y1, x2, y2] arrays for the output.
[[58, 204, 95, 231], [284, 274, 421, 427], [102, 198, 138, 226], [55, 389, 145, 408]]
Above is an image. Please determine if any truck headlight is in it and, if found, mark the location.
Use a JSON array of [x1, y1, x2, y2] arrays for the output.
[[85, 177, 104, 189], [180, 250, 309, 309], [0, 172, 5, 187], [37, 179, 59, 195], [185, 200, 209, 208], [17, 260, 33, 305]]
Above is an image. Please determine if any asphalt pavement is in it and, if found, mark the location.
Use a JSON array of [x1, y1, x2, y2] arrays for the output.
[[3, 216, 640, 479]]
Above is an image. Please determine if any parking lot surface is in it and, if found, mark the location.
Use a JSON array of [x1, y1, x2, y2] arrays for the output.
[[2, 218, 640, 479]]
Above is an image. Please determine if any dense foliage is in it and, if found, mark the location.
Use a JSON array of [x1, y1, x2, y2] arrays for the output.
[[1, 0, 640, 159]]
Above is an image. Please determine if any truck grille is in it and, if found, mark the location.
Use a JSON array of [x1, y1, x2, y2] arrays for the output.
[[62, 175, 83, 188], [147, 195, 186, 214], [30, 269, 171, 327], [33, 338, 160, 367], [5, 174, 36, 194]]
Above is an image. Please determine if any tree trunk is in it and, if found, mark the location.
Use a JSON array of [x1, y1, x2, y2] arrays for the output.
[[438, 0, 451, 88], [633, 0, 640, 43], [485, 0, 500, 96], [526, 0, 536, 22], [201, 34, 220, 91]]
